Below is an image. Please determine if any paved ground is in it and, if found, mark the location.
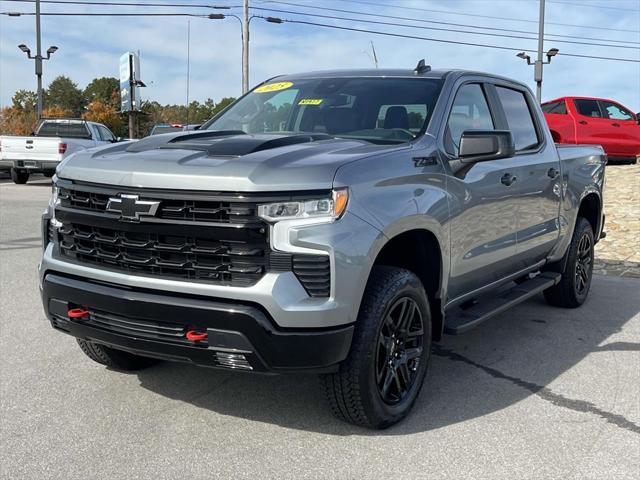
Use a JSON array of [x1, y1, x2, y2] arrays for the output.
[[594, 164, 640, 278], [1, 177, 639, 480]]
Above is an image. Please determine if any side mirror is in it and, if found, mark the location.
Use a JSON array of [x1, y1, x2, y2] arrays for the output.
[[459, 130, 515, 163], [114, 137, 123, 143]]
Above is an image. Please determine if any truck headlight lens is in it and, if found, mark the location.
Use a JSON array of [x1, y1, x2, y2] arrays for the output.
[[258, 188, 348, 222], [50, 185, 62, 228]]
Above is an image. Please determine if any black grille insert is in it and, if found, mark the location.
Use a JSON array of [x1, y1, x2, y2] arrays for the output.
[[293, 255, 331, 297]]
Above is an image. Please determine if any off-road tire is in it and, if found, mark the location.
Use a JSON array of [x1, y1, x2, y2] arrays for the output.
[[77, 339, 160, 370], [320, 266, 432, 429], [10, 168, 29, 184], [544, 217, 594, 308]]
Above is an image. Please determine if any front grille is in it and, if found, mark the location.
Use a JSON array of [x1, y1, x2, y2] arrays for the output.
[[54, 182, 331, 295], [59, 223, 269, 286], [89, 309, 189, 345]]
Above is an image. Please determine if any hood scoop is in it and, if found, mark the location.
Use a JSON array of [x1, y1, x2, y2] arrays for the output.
[[158, 133, 333, 157], [126, 130, 245, 153]]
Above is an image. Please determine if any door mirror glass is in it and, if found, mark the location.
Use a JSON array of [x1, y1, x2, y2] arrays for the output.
[[459, 130, 515, 163]]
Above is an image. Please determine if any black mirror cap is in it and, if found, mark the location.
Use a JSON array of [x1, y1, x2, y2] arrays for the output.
[[459, 130, 515, 163]]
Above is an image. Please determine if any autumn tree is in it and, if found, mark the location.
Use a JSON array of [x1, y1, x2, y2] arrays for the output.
[[0, 107, 37, 135], [12, 90, 38, 112], [82, 100, 124, 136]]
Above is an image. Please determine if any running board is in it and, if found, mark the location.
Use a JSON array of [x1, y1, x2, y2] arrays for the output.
[[444, 272, 561, 334]]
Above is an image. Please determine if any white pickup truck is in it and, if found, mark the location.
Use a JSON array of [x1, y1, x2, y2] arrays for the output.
[[0, 119, 118, 184]]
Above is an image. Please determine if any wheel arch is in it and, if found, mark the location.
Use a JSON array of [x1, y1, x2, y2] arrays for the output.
[[369, 228, 445, 341]]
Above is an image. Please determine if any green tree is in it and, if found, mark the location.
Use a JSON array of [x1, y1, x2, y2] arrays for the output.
[[45, 76, 85, 116], [84, 77, 120, 108], [11, 90, 38, 112]]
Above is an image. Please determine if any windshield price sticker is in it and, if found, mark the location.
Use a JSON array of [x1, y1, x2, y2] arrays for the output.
[[298, 99, 323, 106], [254, 82, 294, 93]]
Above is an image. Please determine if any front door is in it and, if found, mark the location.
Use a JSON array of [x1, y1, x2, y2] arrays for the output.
[[441, 82, 519, 300], [598, 100, 640, 158]]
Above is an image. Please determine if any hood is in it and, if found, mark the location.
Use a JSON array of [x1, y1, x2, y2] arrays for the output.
[[57, 131, 407, 191]]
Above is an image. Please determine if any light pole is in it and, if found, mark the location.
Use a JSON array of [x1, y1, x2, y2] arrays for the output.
[[516, 48, 559, 102], [16, 0, 57, 119], [208, 13, 283, 94]]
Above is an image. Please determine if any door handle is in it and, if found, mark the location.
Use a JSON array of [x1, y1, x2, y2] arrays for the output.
[[501, 173, 517, 186], [578, 120, 588, 125], [547, 167, 559, 179], [612, 122, 621, 127]]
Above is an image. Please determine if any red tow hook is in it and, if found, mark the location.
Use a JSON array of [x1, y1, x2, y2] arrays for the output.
[[68, 308, 90, 319], [186, 330, 208, 342]]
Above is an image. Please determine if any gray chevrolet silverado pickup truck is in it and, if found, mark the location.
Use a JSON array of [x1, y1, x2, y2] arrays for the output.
[[40, 65, 606, 428]]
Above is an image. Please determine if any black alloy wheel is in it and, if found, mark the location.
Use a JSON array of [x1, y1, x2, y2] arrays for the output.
[[574, 232, 593, 297], [375, 296, 424, 405]]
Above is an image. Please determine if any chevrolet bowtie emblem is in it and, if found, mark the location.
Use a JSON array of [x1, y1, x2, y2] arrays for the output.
[[106, 194, 160, 222]]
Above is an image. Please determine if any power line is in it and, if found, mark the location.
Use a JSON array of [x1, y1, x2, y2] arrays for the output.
[[1, 0, 241, 8], [547, 0, 640, 13], [249, 5, 640, 50], [307, 0, 640, 33], [2, 10, 208, 16], [6, 0, 638, 44], [256, 15, 640, 63]]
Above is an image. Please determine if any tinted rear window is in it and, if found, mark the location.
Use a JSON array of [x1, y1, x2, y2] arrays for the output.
[[542, 100, 567, 114], [496, 86, 540, 151], [574, 99, 602, 118], [37, 122, 90, 138]]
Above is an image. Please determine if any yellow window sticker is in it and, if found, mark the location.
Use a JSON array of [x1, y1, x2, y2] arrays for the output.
[[254, 81, 294, 93], [298, 99, 323, 106]]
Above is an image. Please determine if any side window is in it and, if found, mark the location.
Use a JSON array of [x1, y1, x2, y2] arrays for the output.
[[600, 101, 634, 121], [98, 126, 115, 142], [542, 100, 567, 114], [574, 99, 602, 118], [445, 83, 494, 156], [495, 86, 540, 151]]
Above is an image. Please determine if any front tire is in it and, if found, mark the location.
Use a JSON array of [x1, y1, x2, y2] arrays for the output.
[[544, 217, 594, 308], [321, 266, 432, 429], [77, 339, 160, 370], [10, 168, 29, 184]]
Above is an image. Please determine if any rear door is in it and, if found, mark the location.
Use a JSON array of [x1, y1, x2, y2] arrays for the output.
[[571, 99, 618, 153], [491, 84, 561, 267], [598, 100, 640, 158], [441, 82, 519, 299]]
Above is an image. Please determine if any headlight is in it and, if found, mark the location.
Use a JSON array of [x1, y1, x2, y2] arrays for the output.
[[258, 188, 348, 223], [50, 185, 62, 228]]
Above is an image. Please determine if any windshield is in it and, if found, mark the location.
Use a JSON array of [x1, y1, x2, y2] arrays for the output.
[[202, 77, 443, 144]]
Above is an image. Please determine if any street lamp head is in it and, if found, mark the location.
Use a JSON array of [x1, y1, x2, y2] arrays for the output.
[[18, 44, 31, 55], [546, 48, 559, 59], [265, 16, 283, 24], [208, 13, 225, 19], [46, 46, 58, 55], [516, 51, 530, 61]]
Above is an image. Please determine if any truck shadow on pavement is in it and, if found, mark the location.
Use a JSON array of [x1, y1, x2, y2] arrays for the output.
[[133, 276, 640, 436]]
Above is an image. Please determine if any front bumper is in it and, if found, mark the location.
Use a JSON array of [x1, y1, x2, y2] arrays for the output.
[[42, 273, 354, 373]]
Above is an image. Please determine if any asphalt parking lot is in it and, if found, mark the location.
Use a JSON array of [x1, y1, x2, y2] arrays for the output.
[[1, 177, 639, 480]]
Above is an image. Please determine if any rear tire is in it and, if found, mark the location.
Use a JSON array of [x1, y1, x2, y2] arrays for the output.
[[10, 168, 29, 184], [544, 217, 594, 308], [76, 339, 160, 370], [321, 266, 432, 429]]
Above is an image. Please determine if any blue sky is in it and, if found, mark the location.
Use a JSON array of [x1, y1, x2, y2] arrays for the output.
[[1, 0, 639, 109]]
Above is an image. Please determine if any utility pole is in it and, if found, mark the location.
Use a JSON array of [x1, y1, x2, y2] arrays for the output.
[[370, 41, 379, 69], [128, 54, 136, 139], [242, 0, 249, 94], [535, 0, 546, 102], [35, 0, 43, 118]]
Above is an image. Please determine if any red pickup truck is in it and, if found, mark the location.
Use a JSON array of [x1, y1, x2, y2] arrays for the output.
[[542, 96, 640, 163]]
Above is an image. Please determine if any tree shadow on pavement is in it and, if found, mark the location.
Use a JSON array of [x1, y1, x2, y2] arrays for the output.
[[134, 276, 640, 436]]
